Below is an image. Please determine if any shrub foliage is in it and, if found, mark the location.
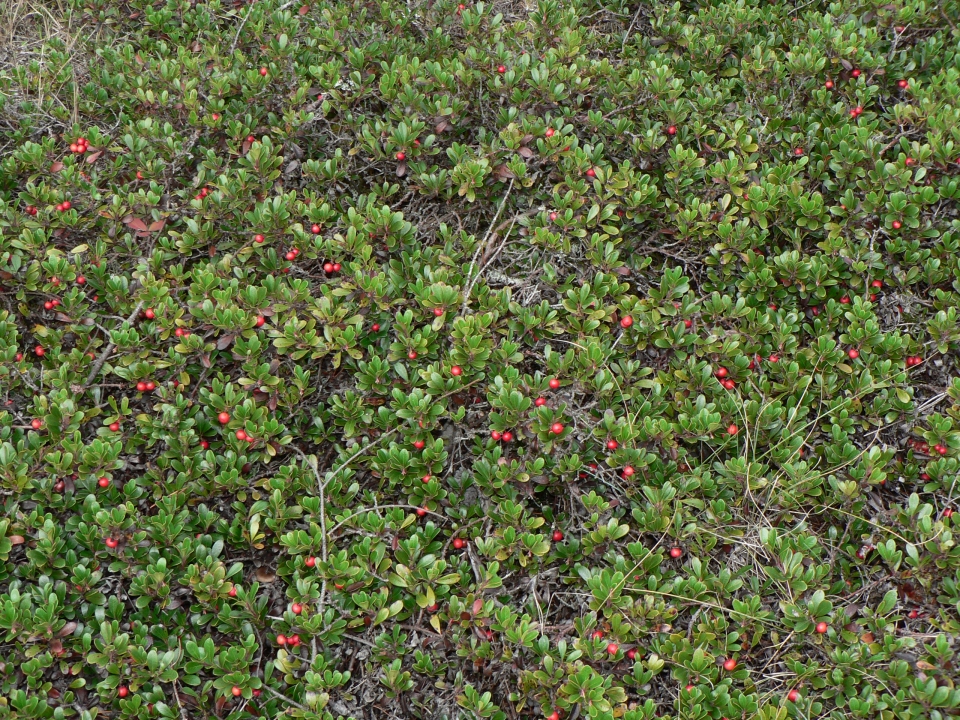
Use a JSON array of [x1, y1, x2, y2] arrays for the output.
[[1, 0, 960, 718]]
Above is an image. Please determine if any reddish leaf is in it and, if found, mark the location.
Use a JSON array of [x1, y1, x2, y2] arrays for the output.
[[299, 4, 310, 14], [200, 354, 212, 368], [517, 146, 534, 158], [9, 535, 24, 545], [85, 151, 102, 163], [148, 219, 167, 232], [216, 334, 235, 350], [396, 162, 407, 177], [50, 162, 64, 173], [124, 217, 149, 231]]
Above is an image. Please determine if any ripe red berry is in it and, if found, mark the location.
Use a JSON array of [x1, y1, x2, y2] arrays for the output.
[[816, 622, 828, 634], [371, 323, 380, 331], [545, 128, 555, 137], [552, 530, 563, 541], [218, 412, 231, 424], [722, 379, 735, 390], [627, 648, 637, 659], [416, 507, 427, 517], [232, 686, 242, 697], [451, 365, 462, 376], [396, 151, 406, 161], [118, 686, 128, 698], [109, 422, 120, 432], [870, 279, 883, 288], [683, 319, 692, 328], [259, 67, 268, 76], [98, 476, 110, 488], [200, 440, 210, 450], [606, 642, 619, 655], [591, 630, 604, 640], [848, 348, 859, 360], [255, 315, 265, 328], [105, 537, 118, 548], [305, 555, 316, 568], [606, 439, 618, 450], [892, 220, 902, 229], [586, 168, 596, 177], [825, 80, 834, 89], [898, 79, 908, 89], [727, 423, 739, 435], [715, 367, 728, 378], [548, 712, 560, 720], [548, 378, 560, 389], [35, 345, 45, 356], [323, 262, 334, 273], [31, 418, 42, 429], [787, 690, 799, 702], [136, 381, 147, 392], [452, 538, 465, 549], [535, 397, 547, 407], [497, 65, 506, 73], [433, 307, 444, 317], [666, 125, 677, 135], [235, 429, 247, 441], [285, 251, 296, 261], [723, 658, 737, 671], [291, 603, 302, 615], [620, 315, 633, 328], [421, 474, 431, 483], [413, 440, 425, 450], [944, 508, 954, 518], [870, 293, 878, 302], [550, 422, 564, 435], [794, 147, 803, 156], [333, 263, 341, 272], [228, 586, 237, 597], [669, 547, 682, 559], [76, 275, 86, 284], [622, 465, 635, 477], [276, 634, 287, 646], [491, 430, 502, 441], [852, 68, 861, 77], [44, 301, 53, 310], [407, 351, 417, 360], [549, 211, 558, 222]]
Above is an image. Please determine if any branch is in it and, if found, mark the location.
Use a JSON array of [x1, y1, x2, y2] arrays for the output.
[[82, 300, 143, 391]]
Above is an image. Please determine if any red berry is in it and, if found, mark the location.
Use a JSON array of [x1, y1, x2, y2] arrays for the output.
[[218, 412, 231, 424], [259, 67, 268, 76], [421, 474, 431, 483], [794, 147, 803, 156], [620, 315, 633, 328], [852, 69, 861, 77], [452, 538, 465, 549], [870, 294, 878, 302], [627, 648, 637, 659], [898, 79, 908, 89], [683, 319, 692, 328], [200, 440, 210, 450], [276, 634, 287, 646], [768, 354, 779, 363], [545, 128, 555, 137], [816, 622, 828, 634], [105, 537, 118, 548], [548, 713, 560, 720], [787, 690, 799, 702], [666, 125, 677, 135], [146, 381, 156, 391], [232, 686, 242, 697], [255, 315, 265, 328], [323, 262, 334, 273], [291, 603, 302, 615], [98, 476, 110, 488], [606, 642, 619, 655], [606, 439, 618, 450], [416, 507, 427, 517], [396, 152, 405, 161], [552, 530, 563, 541], [35, 345, 45, 356], [333, 263, 341, 272], [305, 556, 316, 567], [723, 658, 737, 671], [433, 307, 444, 317], [497, 65, 506, 73], [715, 367, 728, 378], [722, 379, 735, 390], [591, 630, 604, 640], [550, 422, 564, 435], [502, 431, 514, 442], [235, 429, 247, 441], [413, 440, 425, 450], [310, 224, 321, 235], [407, 351, 417, 360], [549, 211, 558, 221], [669, 547, 682, 559], [548, 378, 560, 389], [31, 418, 42, 429], [848, 348, 859, 360], [174, 328, 184, 337], [44, 301, 53, 310], [870, 279, 883, 288], [622, 466, 635, 477], [118, 686, 128, 698], [892, 220, 902, 229], [109, 422, 120, 432], [136, 381, 147, 392], [63, 201, 72, 210], [944, 508, 954, 518], [371, 323, 380, 331], [228, 586, 237, 597], [491, 430, 502, 441], [825, 80, 834, 89], [586, 168, 596, 177], [535, 397, 546, 407], [451, 365, 462, 376], [905, 157, 915, 165], [285, 251, 296, 261], [727, 423, 739, 435], [77, 275, 86, 284]]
